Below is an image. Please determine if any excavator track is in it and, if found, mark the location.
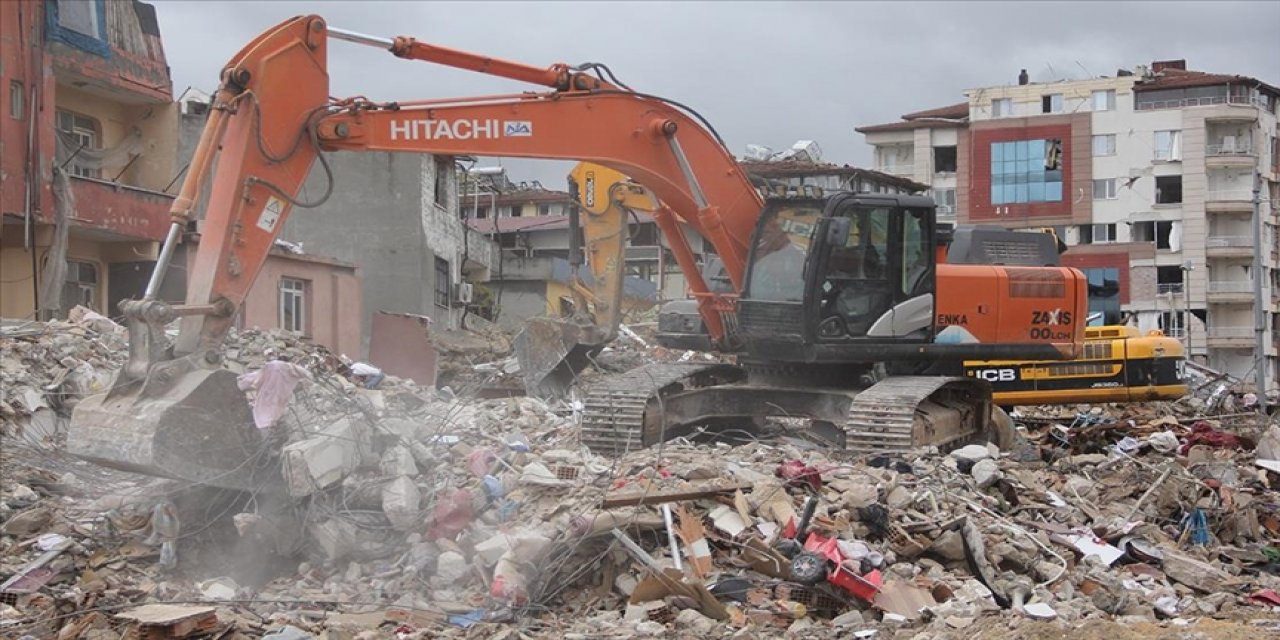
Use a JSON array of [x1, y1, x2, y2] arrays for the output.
[[579, 362, 722, 456], [843, 376, 992, 455]]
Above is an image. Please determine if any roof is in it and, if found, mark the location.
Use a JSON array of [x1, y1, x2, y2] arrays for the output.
[[856, 101, 970, 134], [902, 102, 970, 120], [1134, 68, 1280, 96], [466, 211, 656, 234], [488, 188, 575, 207], [739, 160, 928, 192]]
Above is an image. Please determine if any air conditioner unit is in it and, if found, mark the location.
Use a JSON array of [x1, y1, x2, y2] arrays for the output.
[[454, 282, 474, 305]]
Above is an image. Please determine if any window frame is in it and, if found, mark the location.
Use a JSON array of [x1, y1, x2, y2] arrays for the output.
[[9, 80, 23, 120], [278, 277, 308, 334], [1091, 89, 1116, 112], [1092, 178, 1118, 200], [55, 108, 102, 179], [1042, 93, 1064, 114], [992, 98, 1013, 117], [1154, 130, 1182, 161], [1091, 134, 1116, 157], [434, 256, 451, 308]]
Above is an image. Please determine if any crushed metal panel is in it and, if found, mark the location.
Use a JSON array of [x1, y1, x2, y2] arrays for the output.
[[368, 311, 438, 386]]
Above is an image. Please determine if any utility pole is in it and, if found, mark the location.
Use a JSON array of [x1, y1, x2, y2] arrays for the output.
[[1252, 170, 1268, 413]]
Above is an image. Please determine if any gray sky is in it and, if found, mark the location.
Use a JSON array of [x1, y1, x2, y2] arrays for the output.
[[153, 0, 1280, 188]]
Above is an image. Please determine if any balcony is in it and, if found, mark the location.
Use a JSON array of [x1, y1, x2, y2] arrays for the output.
[[1205, 235, 1254, 258], [1205, 188, 1254, 213], [65, 176, 173, 241], [1205, 325, 1255, 347], [1206, 280, 1254, 302], [1205, 141, 1256, 167], [1156, 282, 1185, 295]]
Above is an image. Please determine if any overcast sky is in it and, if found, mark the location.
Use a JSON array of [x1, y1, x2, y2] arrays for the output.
[[153, 1, 1280, 188]]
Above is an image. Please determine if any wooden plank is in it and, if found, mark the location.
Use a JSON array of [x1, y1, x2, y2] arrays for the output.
[[601, 482, 752, 509]]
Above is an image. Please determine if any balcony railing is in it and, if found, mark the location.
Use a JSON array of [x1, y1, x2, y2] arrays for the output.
[[1136, 94, 1269, 111], [877, 164, 916, 176], [1161, 327, 1186, 338], [1207, 280, 1253, 294], [1207, 326, 1254, 339], [1206, 140, 1255, 156], [935, 205, 955, 217], [1206, 235, 1253, 248], [1156, 283, 1184, 295], [1206, 189, 1254, 202]]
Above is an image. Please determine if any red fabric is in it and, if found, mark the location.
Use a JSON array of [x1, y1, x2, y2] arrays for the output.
[[428, 488, 474, 540], [1179, 421, 1241, 455], [776, 459, 823, 491]]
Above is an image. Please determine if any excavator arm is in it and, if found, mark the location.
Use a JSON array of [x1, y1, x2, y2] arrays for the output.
[[68, 15, 763, 485], [513, 163, 662, 397]]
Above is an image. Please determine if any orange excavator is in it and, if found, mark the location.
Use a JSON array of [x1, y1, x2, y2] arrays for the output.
[[67, 15, 1088, 488]]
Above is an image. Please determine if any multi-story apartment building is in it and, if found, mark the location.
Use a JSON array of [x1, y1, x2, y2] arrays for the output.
[[860, 60, 1280, 394], [855, 102, 970, 224], [1, 0, 179, 320]]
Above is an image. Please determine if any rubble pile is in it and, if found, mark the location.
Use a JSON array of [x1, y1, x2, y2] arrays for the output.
[[3, 320, 1280, 639]]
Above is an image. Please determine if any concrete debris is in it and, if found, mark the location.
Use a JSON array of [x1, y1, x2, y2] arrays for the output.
[[2, 318, 1279, 638]]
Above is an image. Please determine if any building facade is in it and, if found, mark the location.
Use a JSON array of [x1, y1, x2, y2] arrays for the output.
[[855, 103, 969, 224], [1, 0, 179, 320], [860, 60, 1280, 393]]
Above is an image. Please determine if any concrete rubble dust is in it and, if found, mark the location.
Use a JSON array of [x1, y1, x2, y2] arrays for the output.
[[2, 310, 1280, 639]]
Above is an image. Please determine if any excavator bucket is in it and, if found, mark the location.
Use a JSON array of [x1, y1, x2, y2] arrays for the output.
[[513, 317, 602, 399], [67, 367, 269, 490]]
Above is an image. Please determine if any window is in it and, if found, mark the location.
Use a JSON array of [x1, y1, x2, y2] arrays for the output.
[[992, 98, 1013, 117], [1078, 223, 1116, 244], [989, 139, 1063, 204], [1081, 267, 1121, 325], [1158, 311, 1185, 337], [55, 109, 100, 178], [60, 260, 98, 313], [434, 257, 451, 308], [9, 80, 22, 119], [1092, 178, 1118, 200], [57, 0, 101, 38], [1157, 265, 1184, 294], [508, 205, 522, 218], [1092, 134, 1116, 157], [279, 278, 307, 334], [933, 146, 957, 173], [1042, 94, 1064, 113], [1092, 89, 1116, 112], [1155, 175, 1182, 204], [474, 204, 489, 219], [1133, 221, 1178, 249], [433, 157, 450, 207], [1154, 130, 1182, 161], [538, 204, 551, 216], [931, 188, 956, 213]]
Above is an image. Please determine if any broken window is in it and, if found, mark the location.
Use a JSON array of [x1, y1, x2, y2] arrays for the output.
[[9, 80, 22, 120], [279, 277, 307, 334], [1092, 178, 1117, 200], [1078, 223, 1116, 244], [60, 260, 98, 314], [1092, 134, 1116, 157], [57, 0, 101, 38], [1154, 130, 1182, 161], [1157, 265, 1184, 294], [1092, 89, 1116, 111], [1155, 175, 1183, 204], [1158, 311, 1185, 336], [434, 257, 451, 308], [55, 109, 100, 178], [1133, 221, 1178, 249], [933, 146, 957, 173], [1042, 94, 1064, 113]]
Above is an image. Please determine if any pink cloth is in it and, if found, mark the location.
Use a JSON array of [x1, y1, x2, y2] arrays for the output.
[[237, 361, 310, 429]]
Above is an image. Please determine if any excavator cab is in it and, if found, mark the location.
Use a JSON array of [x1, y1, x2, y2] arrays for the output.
[[739, 194, 939, 361]]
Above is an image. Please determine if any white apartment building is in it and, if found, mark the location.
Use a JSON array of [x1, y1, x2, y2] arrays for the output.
[[860, 60, 1280, 394]]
